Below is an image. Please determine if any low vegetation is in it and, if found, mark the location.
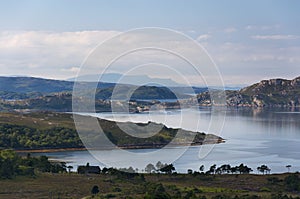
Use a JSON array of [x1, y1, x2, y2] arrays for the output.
[[0, 139, 295, 198], [0, 162, 300, 198], [1, 149, 300, 198]]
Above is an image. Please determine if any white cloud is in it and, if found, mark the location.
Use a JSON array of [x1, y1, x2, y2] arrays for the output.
[[206, 41, 300, 64], [0, 30, 120, 78], [224, 27, 237, 33], [61, 66, 80, 73], [245, 24, 280, 31], [0, 30, 218, 83], [202, 40, 300, 86], [252, 34, 300, 40], [187, 30, 196, 34], [196, 34, 211, 41]]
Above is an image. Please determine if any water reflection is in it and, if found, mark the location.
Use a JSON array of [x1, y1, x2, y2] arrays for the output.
[[44, 108, 300, 173], [222, 107, 300, 138]]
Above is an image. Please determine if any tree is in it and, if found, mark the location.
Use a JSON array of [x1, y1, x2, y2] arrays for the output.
[[199, 165, 205, 172], [286, 165, 292, 173], [59, 162, 67, 172], [67, 165, 73, 173], [230, 166, 238, 174], [220, 164, 231, 174], [159, 164, 175, 174], [102, 167, 108, 174], [36, 156, 51, 172], [0, 149, 18, 178], [91, 185, 100, 195], [156, 161, 163, 170], [208, 164, 216, 174], [187, 169, 193, 174], [145, 163, 156, 173], [257, 166, 261, 174], [238, 164, 252, 174], [257, 165, 270, 175], [215, 167, 222, 174], [0, 149, 67, 178]]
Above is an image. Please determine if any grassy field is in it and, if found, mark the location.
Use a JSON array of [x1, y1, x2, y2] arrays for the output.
[[0, 111, 76, 130], [0, 172, 299, 199]]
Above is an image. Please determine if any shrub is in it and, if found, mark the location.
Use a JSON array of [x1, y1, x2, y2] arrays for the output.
[[91, 185, 100, 195], [284, 174, 300, 191]]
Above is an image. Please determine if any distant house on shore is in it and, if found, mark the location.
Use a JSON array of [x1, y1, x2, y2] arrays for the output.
[[77, 163, 101, 174]]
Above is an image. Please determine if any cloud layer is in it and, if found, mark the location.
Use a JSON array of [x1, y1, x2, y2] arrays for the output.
[[252, 35, 300, 40], [0, 31, 120, 79], [0, 29, 300, 86]]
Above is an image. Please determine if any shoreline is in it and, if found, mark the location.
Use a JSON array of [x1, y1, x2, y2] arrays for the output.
[[15, 147, 87, 153], [15, 139, 225, 153]]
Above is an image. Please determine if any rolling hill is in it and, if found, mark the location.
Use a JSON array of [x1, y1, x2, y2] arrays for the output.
[[0, 76, 118, 93]]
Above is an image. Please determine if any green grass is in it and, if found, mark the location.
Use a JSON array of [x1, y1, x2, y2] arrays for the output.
[[0, 173, 299, 199]]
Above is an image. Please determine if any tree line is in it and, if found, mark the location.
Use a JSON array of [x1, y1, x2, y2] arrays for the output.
[[0, 123, 83, 149], [144, 162, 273, 175], [0, 149, 67, 179]]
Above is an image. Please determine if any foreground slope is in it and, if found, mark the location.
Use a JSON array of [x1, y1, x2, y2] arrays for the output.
[[0, 172, 299, 199]]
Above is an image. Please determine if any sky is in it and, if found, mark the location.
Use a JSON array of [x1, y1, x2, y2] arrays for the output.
[[0, 0, 300, 86]]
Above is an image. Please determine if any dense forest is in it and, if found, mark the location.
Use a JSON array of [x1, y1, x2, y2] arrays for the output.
[[0, 124, 83, 149]]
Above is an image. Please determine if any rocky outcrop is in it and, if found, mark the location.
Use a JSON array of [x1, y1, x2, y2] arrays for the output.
[[196, 76, 300, 108]]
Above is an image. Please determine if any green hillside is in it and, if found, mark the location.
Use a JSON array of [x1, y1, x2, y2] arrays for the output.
[[0, 112, 222, 150]]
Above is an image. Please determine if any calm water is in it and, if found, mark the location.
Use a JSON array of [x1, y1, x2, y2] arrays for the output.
[[39, 107, 300, 173]]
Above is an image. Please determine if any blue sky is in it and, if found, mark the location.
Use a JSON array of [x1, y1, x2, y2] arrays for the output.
[[0, 0, 300, 85], [1, 0, 299, 32]]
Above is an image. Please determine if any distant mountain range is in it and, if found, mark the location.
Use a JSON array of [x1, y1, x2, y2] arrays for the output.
[[0, 76, 207, 100], [67, 73, 183, 87], [1, 76, 298, 112], [67, 73, 244, 90], [197, 76, 300, 107], [0, 76, 114, 94], [0, 76, 207, 112]]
